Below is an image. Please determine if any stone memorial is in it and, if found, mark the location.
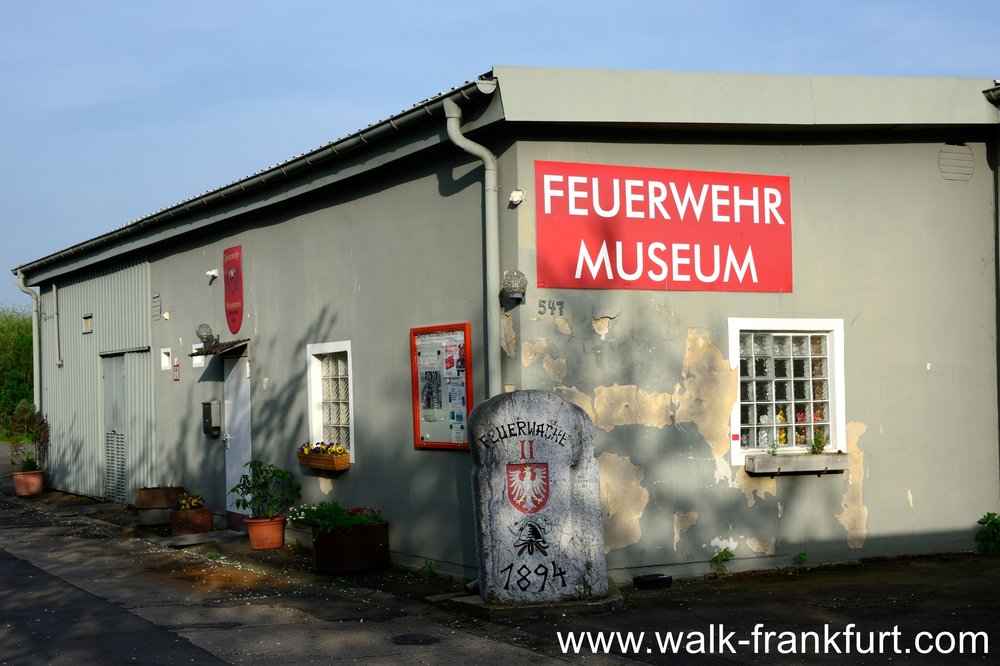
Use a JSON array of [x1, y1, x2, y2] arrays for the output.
[[470, 390, 608, 603]]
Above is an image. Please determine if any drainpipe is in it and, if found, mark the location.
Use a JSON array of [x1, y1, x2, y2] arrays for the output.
[[443, 97, 502, 399], [16, 271, 41, 411]]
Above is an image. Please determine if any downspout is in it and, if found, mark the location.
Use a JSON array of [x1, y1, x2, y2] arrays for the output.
[[16, 271, 41, 411], [443, 97, 502, 399]]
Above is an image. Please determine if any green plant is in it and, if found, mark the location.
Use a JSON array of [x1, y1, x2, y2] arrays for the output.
[[229, 460, 301, 518], [810, 431, 827, 454], [9, 404, 48, 471], [975, 512, 1000, 553], [794, 551, 809, 565], [420, 559, 439, 575], [0, 308, 33, 436], [287, 500, 384, 533], [710, 547, 734, 574]]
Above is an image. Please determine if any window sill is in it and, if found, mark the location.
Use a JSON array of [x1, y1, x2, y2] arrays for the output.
[[744, 452, 849, 477]]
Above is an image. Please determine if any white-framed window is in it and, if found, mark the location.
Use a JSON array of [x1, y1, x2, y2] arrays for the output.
[[306, 341, 355, 461], [728, 318, 845, 466]]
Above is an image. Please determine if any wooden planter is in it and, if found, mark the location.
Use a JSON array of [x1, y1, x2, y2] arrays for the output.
[[296, 452, 350, 472], [245, 515, 287, 550], [134, 486, 186, 525], [170, 508, 214, 536], [312, 522, 390, 573], [12, 469, 44, 497]]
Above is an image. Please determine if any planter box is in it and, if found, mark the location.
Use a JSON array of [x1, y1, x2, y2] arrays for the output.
[[134, 486, 186, 525], [296, 452, 350, 472], [12, 469, 44, 496], [312, 522, 389, 573], [134, 486, 186, 508], [745, 453, 849, 476], [170, 508, 214, 536]]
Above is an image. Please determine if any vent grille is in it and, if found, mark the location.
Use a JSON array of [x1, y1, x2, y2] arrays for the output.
[[105, 431, 127, 503], [938, 144, 974, 182]]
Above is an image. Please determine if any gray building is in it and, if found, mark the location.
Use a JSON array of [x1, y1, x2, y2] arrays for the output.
[[13, 67, 1000, 580]]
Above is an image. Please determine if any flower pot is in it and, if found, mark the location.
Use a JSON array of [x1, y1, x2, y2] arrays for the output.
[[312, 522, 390, 573], [245, 515, 287, 550], [12, 469, 44, 497], [296, 452, 350, 471], [170, 507, 213, 536]]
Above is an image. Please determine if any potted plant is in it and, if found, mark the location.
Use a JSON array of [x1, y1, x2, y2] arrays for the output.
[[296, 441, 350, 471], [9, 404, 48, 497], [288, 500, 389, 573], [169, 492, 214, 536], [229, 460, 301, 550]]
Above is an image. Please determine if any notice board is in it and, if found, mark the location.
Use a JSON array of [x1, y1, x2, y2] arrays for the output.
[[410, 323, 472, 450]]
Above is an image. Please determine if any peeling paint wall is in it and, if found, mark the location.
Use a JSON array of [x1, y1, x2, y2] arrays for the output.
[[509, 138, 999, 578], [599, 452, 650, 552]]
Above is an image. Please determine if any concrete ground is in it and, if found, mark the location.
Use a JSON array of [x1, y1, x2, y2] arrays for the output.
[[2, 450, 998, 663]]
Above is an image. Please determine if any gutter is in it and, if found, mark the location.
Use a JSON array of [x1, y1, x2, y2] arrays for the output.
[[16, 272, 41, 411], [442, 94, 502, 400]]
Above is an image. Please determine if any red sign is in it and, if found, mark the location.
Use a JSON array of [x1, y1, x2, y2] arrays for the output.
[[223, 245, 243, 334], [507, 462, 549, 514], [535, 161, 792, 292]]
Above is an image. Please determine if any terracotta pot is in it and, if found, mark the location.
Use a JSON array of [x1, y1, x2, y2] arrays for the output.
[[12, 469, 44, 497], [312, 522, 389, 573], [245, 516, 286, 550], [170, 507, 213, 536]]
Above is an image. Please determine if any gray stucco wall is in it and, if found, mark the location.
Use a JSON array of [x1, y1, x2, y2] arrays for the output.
[[508, 136, 1000, 577], [147, 153, 487, 572]]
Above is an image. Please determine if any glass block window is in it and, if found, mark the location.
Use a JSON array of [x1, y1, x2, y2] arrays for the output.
[[320, 351, 351, 446], [307, 341, 354, 458], [728, 319, 845, 465]]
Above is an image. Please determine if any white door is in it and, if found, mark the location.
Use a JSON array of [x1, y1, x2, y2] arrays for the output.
[[223, 355, 252, 520]]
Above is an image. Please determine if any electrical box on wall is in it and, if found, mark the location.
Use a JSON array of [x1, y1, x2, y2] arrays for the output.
[[202, 400, 221, 438]]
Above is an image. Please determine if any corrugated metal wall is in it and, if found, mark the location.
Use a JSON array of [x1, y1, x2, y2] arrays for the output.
[[38, 258, 154, 499]]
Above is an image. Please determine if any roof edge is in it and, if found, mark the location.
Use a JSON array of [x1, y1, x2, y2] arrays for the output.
[[13, 73, 498, 281]]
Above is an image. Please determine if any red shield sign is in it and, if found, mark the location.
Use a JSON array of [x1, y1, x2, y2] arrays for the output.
[[506, 462, 549, 514], [223, 245, 243, 334]]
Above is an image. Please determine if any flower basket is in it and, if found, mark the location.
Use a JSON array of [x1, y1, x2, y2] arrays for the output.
[[296, 451, 350, 471]]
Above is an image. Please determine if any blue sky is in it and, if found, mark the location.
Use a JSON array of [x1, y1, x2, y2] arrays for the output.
[[2, 1, 998, 307]]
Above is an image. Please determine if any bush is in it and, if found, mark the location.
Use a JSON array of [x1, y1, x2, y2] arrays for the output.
[[0, 307, 33, 437]]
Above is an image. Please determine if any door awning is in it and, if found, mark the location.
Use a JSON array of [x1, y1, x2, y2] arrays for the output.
[[189, 339, 250, 357]]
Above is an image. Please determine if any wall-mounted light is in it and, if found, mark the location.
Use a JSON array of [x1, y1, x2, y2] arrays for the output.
[[508, 189, 526, 207], [196, 323, 217, 345], [206, 269, 219, 283], [500, 270, 528, 311]]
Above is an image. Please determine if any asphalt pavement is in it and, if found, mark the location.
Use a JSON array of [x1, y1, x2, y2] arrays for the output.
[[2, 453, 999, 664]]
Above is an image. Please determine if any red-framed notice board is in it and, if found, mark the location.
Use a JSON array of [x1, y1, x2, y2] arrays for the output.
[[410, 323, 472, 450]]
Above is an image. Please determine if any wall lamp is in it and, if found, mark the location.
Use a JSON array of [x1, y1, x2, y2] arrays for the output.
[[195, 323, 217, 346], [500, 270, 528, 311]]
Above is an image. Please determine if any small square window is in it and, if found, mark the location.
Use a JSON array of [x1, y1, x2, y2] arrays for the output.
[[729, 318, 845, 465], [82, 314, 94, 334]]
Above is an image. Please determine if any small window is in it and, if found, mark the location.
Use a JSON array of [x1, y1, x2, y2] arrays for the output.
[[306, 341, 354, 459], [82, 314, 94, 334], [728, 318, 845, 465]]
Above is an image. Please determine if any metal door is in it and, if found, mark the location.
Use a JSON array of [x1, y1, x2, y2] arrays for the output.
[[102, 355, 127, 503], [223, 355, 252, 519]]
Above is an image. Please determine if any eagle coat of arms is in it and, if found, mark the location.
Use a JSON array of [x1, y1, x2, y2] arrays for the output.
[[506, 462, 549, 514]]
